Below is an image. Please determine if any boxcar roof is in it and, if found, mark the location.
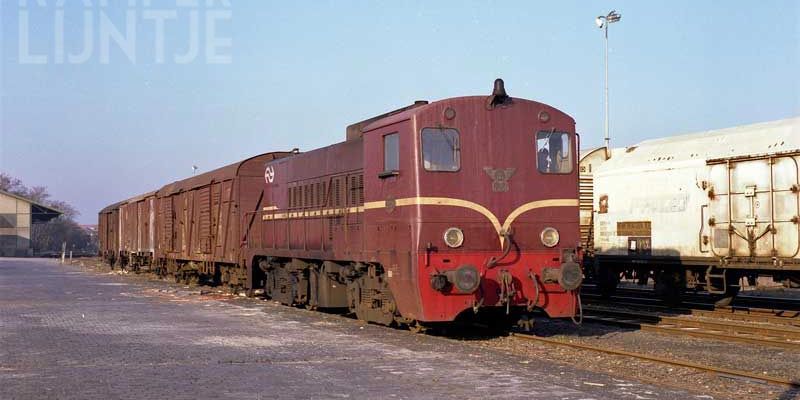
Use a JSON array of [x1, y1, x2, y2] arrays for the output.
[[158, 151, 294, 195], [99, 200, 126, 214], [123, 190, 158, 205], [599, 117, 799, 170]]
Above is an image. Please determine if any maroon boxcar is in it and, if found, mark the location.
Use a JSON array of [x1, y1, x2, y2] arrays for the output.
[[153, 151, 295, 284], [117, 191, 157, 268], [98, 201, 123, 265]]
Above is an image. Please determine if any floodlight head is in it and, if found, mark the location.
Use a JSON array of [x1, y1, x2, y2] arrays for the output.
[[607, 10, 621, 23], [595, 17, 605, 28]]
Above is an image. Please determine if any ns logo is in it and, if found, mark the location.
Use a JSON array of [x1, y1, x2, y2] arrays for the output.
[[264, 166, 275, 184]]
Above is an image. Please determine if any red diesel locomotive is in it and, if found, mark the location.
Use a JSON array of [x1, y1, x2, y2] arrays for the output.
[[100, 80, 583, 326]]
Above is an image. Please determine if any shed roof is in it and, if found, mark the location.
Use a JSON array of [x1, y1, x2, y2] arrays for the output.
[[0, 189, 63, 222]]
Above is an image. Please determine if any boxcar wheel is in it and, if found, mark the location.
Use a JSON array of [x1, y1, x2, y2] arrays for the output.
[[596, 266, 619, 298], [654, 269, 684, 306], [711, 285, 740, 307], [711, 272, 741, 307]]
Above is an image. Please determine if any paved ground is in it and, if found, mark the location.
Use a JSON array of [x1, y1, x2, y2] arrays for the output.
[[0, 258, 711, 399]]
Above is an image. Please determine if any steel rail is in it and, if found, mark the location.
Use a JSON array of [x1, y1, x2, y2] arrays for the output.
[[581, 291, 800, 326], [581, 313, 800, 350], [683, 308, 800, 327], [612, 288, 800, 311], [584, 306, 800, 339], [511, 332, 800, 388], [585, 300, 800, 327]]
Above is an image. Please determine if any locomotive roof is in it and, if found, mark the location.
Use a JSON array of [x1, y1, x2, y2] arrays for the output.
[[358, 96, 569, 134], [598, 117, 799, 170]]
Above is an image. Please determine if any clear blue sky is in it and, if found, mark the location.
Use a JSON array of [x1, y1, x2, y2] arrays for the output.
[[1, 1, 798, 223]]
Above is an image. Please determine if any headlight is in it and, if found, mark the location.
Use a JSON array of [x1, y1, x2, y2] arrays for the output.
[[540, 227, 559, 248], [443, 227, 464, 248]]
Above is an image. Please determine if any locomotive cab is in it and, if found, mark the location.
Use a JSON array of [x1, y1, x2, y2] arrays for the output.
[[359, 80, 582, 322]]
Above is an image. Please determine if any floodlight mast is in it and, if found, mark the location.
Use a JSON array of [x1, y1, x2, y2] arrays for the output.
[[596, 10, 621, 159]]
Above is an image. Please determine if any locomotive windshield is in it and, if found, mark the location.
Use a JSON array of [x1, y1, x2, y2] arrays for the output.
[[536, 131, 573, 174], [422, 128, 461, 171]]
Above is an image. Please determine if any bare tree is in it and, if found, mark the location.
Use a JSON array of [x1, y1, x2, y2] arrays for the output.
[[48, 200, 79, 220], [31, 218, 96, 254], [26, 186, 50, 204], [0, 173, 27, 196]]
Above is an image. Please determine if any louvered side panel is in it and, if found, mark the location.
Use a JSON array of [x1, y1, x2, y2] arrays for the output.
[[162, 197, 174, 252], [198, 186, 212, 253]]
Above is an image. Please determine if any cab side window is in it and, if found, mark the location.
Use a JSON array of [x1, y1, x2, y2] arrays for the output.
[[382, 132, 399, 174], [421, 127, 460, 172], [536, 131, 573, 174]]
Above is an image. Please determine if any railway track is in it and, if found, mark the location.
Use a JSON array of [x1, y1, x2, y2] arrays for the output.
[[511, 332, 800, 389], [583, 295, 800, 327], [83, 260, 799, 393], [615, 286, 800, 311], [581, 286, 800, 328], [581, 305, 800, 350], [584, 285, 800, 310]]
